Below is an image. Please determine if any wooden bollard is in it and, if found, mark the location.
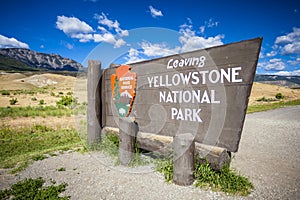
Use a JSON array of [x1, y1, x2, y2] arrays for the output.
[[119, 117, 137, 166], [87, 60, 102, 145], [173, 133, 195, 186]]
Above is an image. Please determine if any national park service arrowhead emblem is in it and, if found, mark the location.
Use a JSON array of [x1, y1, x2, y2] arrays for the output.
[[111, 65, 136, 117]]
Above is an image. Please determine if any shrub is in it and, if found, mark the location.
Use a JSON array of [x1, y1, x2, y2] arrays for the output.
[[39, 99, 45, 105], [275, 93, 284, 99], [9, 98, 18, 105], [1, 90, 10, 95], [31, 97, 37, 101], [56, 95, 78, 107], [50, 92, 55, 96], [256, 97, 277, 102], [0, 178, 69, 200]]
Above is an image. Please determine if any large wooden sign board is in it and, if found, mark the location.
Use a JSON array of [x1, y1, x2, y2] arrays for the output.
[[101, 38, 262, 152]]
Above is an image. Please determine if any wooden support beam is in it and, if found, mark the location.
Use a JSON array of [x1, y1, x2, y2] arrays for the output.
[[102, 127, 231, 171], [195, 143, 231, 171], [173, 133, 195, 186], [119, 117, 137, 166], [87, 60, 102, 145]]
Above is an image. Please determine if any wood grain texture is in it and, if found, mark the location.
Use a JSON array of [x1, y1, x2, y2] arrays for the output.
[[101, 38, 262, 152], [87, 60, 102, 145]]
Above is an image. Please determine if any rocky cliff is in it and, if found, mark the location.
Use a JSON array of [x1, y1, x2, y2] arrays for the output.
[[0, 48, 83, 71]]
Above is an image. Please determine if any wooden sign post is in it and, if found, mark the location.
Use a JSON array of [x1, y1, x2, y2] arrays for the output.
[[87, 38, 262, 184], [87, 60, 102, 145]]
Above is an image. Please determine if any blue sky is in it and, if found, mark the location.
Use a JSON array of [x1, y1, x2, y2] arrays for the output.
[[0, 0, 299, 75]]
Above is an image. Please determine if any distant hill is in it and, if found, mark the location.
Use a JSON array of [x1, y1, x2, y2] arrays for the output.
[[0, 48, 83, 72], [254, 74, 300, 88]]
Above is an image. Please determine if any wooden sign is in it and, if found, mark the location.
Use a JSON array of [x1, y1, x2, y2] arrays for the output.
[[101, 38, 262, 152]]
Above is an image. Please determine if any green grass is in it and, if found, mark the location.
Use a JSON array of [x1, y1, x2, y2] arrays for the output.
[[155, 156, 253, 196], [155, 155, 174, 183], [0, 87, 49, 96], [0, 105, 72, 118], [89, 132, 119, 158], [0, 125, 81, 173], [247, 99, 300, 114], [0, 177, 69, 200], [89, 132, 149, 166], [194, 162, 253, 196]]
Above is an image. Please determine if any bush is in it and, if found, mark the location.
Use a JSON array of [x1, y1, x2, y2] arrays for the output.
[[31, 97, 37, 101], [0, 178, 69, 200], [56, 95, 78, 107], [39, 99, 45, 105], [256, 97, 277, 102], [9, 98, 18, 105], [275, 93, 284, 99], [1, 90, 10, 95]]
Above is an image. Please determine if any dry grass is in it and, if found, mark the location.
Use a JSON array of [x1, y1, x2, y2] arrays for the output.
[[0, 116, 75, 130], [249, 82, 300, 105]]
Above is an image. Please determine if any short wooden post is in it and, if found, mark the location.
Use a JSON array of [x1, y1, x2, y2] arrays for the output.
[[173, 133, 195, 186], [119, 117, 137, 166], [87, 60, 102, 145]]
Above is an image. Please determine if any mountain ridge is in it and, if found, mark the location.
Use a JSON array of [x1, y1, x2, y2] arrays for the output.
[[254, 74, 300, 88], [0, 48, 83, 72]]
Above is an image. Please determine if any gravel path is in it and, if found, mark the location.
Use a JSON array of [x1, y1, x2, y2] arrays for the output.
[[1, 106, 299, 199]]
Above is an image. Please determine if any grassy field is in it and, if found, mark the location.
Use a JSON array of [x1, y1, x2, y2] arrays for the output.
[[0, 125, 82, 173], [247, 99, 300, 113]]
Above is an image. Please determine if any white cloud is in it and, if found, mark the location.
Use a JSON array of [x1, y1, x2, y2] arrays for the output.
[[56, 13, 128, 48], [94, 13, 128, 37], [119, 29, 129, 37], [264, 58, 286, 70], [266, 50, 277, 57], [70, 33, 93, 43], [65, 43, 74, 50], [93, 33, 125, 48], [141, 41, 180, 57], [124, 19, 224, 62], [275, 27, 300, 55], [60, 41, 74, 50], [93, 13, 128, 47], [40, 44, 44, 49], [56, 16, 93, 35], [97, 26, 108, 33], [206, 18, 219, 28], [199, 26, 205, 34], [273, 70, 300, 76], [179, 22, 223, 52], [287, 57, 300, 65], [125, 48, 146, 64], [95, 13, 120, 30], [0, 34, 29, 49], [149, 6, 163, 18], [114, 39, 126, 48], [281, 42, 300, 54], [94, 33, 114, 43]]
